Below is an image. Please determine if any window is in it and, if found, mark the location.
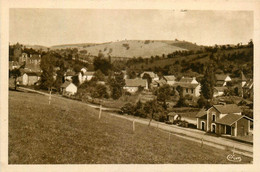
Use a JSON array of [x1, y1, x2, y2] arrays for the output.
[[212, 114, 216, 122], [191, 89, 194, 94], [186, 88, 188, 93]]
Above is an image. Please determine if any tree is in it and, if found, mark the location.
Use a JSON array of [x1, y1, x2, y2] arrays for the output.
[[126, 68, 137, 79], [142, 73, 152, 88], [108, 72, 125, 99], [157, 84, 171, 109], [91, 84, 108, 98], [9, 62, 25, 90], [40, 54, 55, 90], [92, 69, 105, 81], [54, 60, 66, 90], [93, 56, 112, 75], [200, 65, 215, 100]]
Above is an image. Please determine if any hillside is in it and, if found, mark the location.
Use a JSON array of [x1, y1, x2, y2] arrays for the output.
[[50, 40, 201, 58], [127, 46, 253, 78], [9, 90, 252, 164]]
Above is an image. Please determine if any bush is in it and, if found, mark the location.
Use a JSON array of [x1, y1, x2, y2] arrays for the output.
[[121, 103, 135, 115], [175, 97, 188, 107], [197, 96, 207, 108]]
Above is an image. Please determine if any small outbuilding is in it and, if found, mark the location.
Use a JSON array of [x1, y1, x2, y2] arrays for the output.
[[60, 81, 77, 95], [167, 112, 181, 123]]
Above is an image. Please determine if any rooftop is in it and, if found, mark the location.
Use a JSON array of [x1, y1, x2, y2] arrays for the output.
[[215, 114, 250, 126], [215, 74, 229, 81], [125, 79, 147, 87], [212, 104, 241, 114], [164, 75, 176, 81], [61, 81, 74, 88], [196, 108, 207, 118]]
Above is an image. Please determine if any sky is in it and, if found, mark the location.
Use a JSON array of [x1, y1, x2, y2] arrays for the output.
[[9, 9, 253, 46]]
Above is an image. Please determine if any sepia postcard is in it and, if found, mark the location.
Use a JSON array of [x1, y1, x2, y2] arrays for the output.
[[1, 0, 260, 171]]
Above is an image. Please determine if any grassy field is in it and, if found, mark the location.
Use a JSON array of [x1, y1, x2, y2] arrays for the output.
[[9, 90, 252, 164]]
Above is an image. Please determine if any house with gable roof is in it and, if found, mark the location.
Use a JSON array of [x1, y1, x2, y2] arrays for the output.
[[161, 75, 176, 85], [123, 78, 148, 93], [60, 81, 77, 95], [22, 72, 41, 85], [196, 104, 253, 137], [174, 77, 201, 97], [215, 74, 232, 86]]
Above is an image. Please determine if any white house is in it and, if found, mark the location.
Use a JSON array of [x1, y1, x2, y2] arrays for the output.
[[60, 81, 77, 95], [22, 72, 40, 85], [123, 78, 148, 93]]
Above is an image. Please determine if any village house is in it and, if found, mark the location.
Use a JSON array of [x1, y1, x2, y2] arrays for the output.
[[22, 72, 41, 86], [140, 71, 159, 81], [65, 71, 76, 81], [29, 54, 41, 65], [161, 75, 176, 85], [215, 74, 232, 86], [213, 87, 227, 97], [123, 78, 148, 93], [196, 104, 253, 137], [60, 81, 77, 95], [175, 77, 200, 97]]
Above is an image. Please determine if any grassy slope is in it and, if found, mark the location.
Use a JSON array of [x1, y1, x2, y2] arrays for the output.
[[9, 91, 252, 164], [49, 40, 202, 58]]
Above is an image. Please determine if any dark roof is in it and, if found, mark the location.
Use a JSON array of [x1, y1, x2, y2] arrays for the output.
[[61, 81, 73, 88], [125, 79, 146, 87], [164, 75, 176, 81], [24, 72, 40, 76], [241, 72, 247, 81], [196, 108, 207, 118], [66, 71, 76, 76], [212, 104, 241, 114], [179, 77, 193, 83], [215, 114, 252, 126], [214, 87, 227, 92], [168, 112, 178, 116], [215, 80, 225, 86], [215, 74, 229, 81], [85, 71, 95, 75]]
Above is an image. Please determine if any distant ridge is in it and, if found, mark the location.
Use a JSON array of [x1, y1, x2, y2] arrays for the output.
[[49, 40, 202, 58]]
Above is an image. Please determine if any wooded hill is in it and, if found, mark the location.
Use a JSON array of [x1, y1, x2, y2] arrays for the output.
[[123, 44, 253, 80]]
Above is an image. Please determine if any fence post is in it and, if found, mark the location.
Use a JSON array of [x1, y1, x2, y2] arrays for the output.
[[48, 90, 51, 105], [99, 104, 102, 119], [133, 120, 135, 132]]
